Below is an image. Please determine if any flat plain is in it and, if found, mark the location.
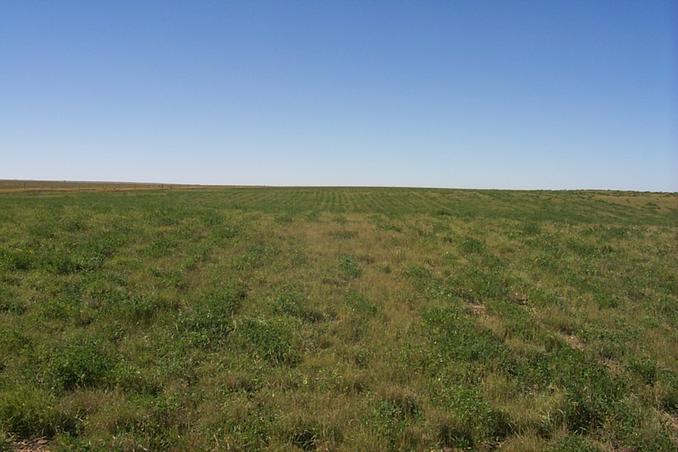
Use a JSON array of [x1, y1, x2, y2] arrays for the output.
[[0, 184, 677, 450]]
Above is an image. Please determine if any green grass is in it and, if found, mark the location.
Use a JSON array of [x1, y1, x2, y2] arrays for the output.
[[0, 186, 676, 450]]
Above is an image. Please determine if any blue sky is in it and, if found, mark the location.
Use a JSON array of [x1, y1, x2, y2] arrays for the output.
[[1, 1, 677, 190]]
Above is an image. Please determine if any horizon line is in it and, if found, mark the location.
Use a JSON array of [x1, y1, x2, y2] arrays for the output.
[[1, 179, 676, 194]]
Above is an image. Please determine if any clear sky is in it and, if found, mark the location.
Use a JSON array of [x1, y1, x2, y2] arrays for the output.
[[2, 1, 677, 190]]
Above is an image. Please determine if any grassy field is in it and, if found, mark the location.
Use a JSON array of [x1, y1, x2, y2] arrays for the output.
[[0, 180, 215, 194], [0, 185, 676, 450]]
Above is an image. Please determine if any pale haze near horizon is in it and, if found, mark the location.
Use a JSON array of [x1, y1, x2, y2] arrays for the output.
[[1, 1, 677, 191]]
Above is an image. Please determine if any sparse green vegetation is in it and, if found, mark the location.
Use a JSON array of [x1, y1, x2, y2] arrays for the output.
[[0, 186, 676, 450]]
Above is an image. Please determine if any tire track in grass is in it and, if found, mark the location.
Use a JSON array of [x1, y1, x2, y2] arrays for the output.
[[325, 189, 336, 212], [375, 191, 397, 216], [391, 190, 422, 216], [354, 189, 371, 212], [329, 189, 338, 213], [394, 190, 422, 214], [411, 190, 453, 216], [388, 189, 417, 216], [338, 189, 349, 212], [275, 188, 296, 212], [229, 189, 262, 209], [250, 188, 275, 211], [287, 189, 305, 214], [224, 189, 254, 208], [317, 190, 328, 212], [328, 190, 339, 212], [360, 190, 380, 214], [286, 189, 306, 215], [311, 190, 322, 212], [359, 190, 377, 213], [343, 189, 355, 212], [296, 189, 313, 212], [399, 189, 422, 213], [333, 189, 346, 213], [365, 191, 384, 214], [233, 189, 260, 209]]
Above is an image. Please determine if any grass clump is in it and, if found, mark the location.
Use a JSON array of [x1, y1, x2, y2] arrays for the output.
[[274, 287, 325, 323], [550, 347, 624, 434], [0, 386, 78, 439], [0, 249, 33, 271], [238, 318, 300, 365], [423, 306, 509, 368], [0, 285, 24, 315], [430, 384, 513, 447], [338, 254, 361, 279], [548, 434, 602, 452], [41, 337, 116, 391], [179, 284, 246, 348], [344, 290, 379, 316]]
